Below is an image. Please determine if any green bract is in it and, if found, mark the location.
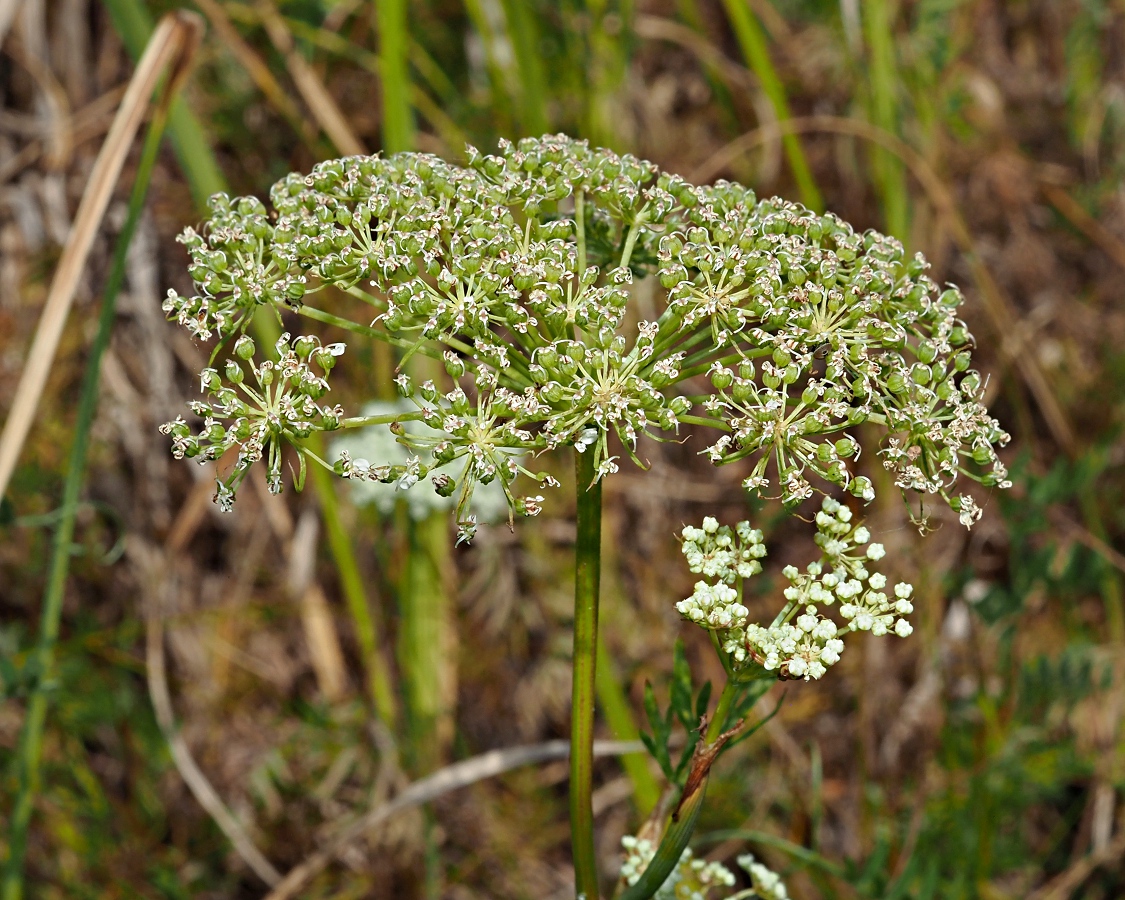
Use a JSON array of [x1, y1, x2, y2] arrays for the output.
[[163, 134, 1009, 541]]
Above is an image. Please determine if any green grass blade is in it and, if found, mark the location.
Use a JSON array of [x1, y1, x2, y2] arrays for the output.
[[862, 0, 909, 240], [308, 442, 400, 725], [596, 634, 661, 815], [101, 0, 227, 206], [720, 0, 823, 211], [1, 102, 170, 900], [499, 0, 549, 135]]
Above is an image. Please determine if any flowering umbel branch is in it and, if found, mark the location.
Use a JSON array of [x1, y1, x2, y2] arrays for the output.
[[162, 134, 1009, 541]]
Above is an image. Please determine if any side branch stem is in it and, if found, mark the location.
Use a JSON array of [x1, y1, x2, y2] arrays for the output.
[[571, 448, 603, 899]]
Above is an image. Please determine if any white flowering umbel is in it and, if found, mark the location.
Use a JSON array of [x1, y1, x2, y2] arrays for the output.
[[620, 835, 736, 900], [162, 135, 1008, 540], [618, 837, 790, 900], [737, 855, 789, 900], [678, 498, 914, 682]]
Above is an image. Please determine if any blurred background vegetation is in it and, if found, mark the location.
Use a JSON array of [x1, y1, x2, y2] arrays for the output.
[[2, 0, 1125, 897]]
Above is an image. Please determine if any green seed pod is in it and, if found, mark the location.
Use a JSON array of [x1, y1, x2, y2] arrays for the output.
[[911, 364, 932, 385], [224, 359, 244, 385], [711, 367, 734, 390], [234, 335, 256, 360], [739, 360, 756, 381]]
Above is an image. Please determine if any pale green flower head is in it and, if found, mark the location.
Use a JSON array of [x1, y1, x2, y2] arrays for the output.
[[162, 135, 1009, 541]]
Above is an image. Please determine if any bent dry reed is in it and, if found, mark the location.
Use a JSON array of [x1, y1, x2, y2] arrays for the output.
[[159, 134, 1008, 899]]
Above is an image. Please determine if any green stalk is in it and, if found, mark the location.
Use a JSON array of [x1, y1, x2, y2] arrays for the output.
[[862, 0, 909, 241], [572, 448, 603, 899], [101, 0, 226, 207], [720, 0, 823, 212], [1, 104, 170, 900], [377, 0, 415, 153], [399, 512, 453, 774]]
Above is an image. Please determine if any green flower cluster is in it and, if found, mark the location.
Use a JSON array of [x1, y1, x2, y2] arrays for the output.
[[163, 135, 1007, 539], [159, 332, 344, 509]]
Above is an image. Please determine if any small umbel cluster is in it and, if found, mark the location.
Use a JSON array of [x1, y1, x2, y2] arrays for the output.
[[619, 834, 789, 900], [677, 498, 915, 681], [162, 134, 1008, 540]]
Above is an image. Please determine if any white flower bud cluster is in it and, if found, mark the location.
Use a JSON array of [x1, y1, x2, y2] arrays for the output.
[[619, 835, 736, 900], [677, 497, 915, 682], [676, 517, 766, 628], [737, 854, 789, 900], [163, 135, 1007, 533]]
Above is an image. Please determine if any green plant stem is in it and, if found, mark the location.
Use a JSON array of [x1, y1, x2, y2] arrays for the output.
[[617, 782, 706, 900], [720, 0, 823, 212], [307, 447, 399, 725], [1, 105, 170, 900], [705, 677, 738, 743], [617, 677, 741, 900], [862, 0, 908, 241], [377, 0, 414, 153], [572, 448, 603, 900]]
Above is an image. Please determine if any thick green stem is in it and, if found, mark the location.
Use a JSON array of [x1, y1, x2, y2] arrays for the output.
[[377, 0, 415, 153], [572, 449, 603, 899], [1, 105, 169, 900]]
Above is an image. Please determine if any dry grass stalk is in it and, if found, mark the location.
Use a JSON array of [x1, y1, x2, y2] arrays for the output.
[[0, 11, 205, 501], [1039, 181, 1125, 275], [191, 0, 321, 151], [254, 0, 366, 157], [263, 738, 644, 900], [128, 472, 284, 886]]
